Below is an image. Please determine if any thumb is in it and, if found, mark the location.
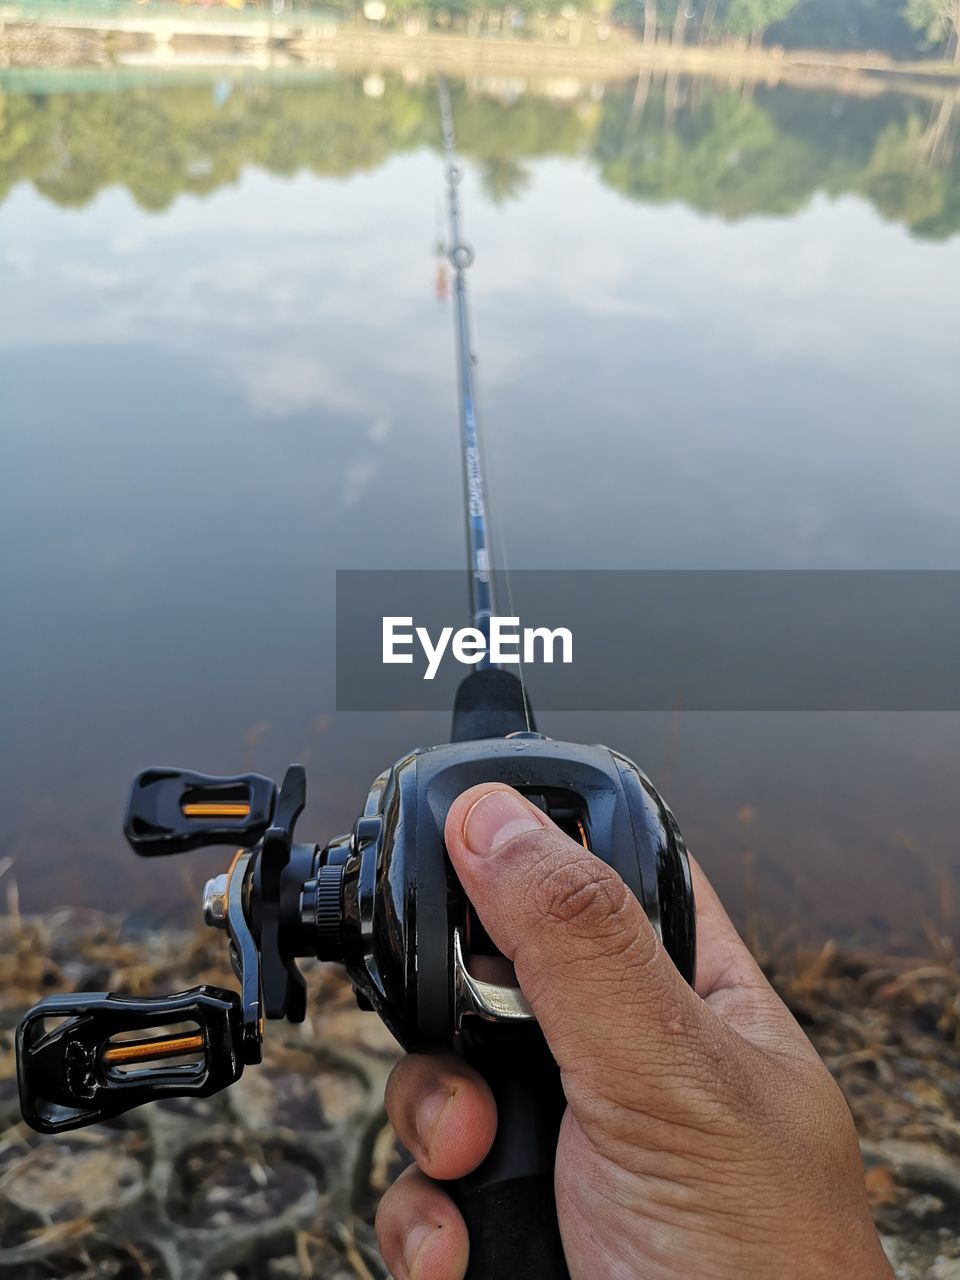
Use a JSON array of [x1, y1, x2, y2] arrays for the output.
[[444, 783, 742, 1122]]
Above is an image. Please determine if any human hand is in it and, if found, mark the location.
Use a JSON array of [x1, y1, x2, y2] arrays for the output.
[[374, 783, 893, 1280]]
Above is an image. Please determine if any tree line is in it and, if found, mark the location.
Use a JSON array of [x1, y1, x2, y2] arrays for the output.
[[0, 74, 957, 237], [321, 0, 960, 61]]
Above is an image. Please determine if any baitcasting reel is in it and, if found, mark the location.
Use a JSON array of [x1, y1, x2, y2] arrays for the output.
[[17, 671, 695, 1280]]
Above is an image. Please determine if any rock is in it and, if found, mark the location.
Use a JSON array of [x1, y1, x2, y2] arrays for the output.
[[167, 1142, 322, 1229], [228, 1070, 279, 1131], [3, 1141, 143, 1220], [881, 1233, 960, 1280], [58, 960, 114, 990], [320, 1007, 401, 1058], [862, 1141, 960, 1197], [308, 1065, 370, 1125], [230, 1062, 368, 1132], [45, 908, 120, 963], [906, 1192, 945, 1218]]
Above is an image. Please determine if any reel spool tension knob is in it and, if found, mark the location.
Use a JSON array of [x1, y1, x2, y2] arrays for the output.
[[300, 864, 346, 961]]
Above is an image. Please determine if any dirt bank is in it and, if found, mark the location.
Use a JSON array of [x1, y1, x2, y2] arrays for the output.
[[0, 912, 957, 1278]]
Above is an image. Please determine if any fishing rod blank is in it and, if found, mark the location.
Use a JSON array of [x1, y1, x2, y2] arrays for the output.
[[439, 80, 496, 661], [440, 81, 533, 741]]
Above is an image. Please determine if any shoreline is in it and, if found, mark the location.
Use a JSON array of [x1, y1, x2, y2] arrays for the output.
[[0, 911, 957, 1278], [2, 20, 960, 102]]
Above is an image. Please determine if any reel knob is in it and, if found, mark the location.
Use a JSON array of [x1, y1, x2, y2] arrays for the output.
[[300, 864, 346, 961]]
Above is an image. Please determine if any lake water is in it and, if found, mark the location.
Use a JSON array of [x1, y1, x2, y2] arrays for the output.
[[2, 68, 959, 948]]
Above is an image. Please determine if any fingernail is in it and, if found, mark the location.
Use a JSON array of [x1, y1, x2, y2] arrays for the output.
[[415, 1086, 451, 1147], [403, 1222, 436, 1275], [463, 789, 543, 858]]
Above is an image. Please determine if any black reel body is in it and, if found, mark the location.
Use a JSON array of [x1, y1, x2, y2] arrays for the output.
[[17, 714, 695, 1280], [338, 734, 696, 1280], [338, 735, 695, 1053]]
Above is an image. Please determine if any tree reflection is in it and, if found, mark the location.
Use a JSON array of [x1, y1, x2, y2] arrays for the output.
[[1, 72, 958, 238]]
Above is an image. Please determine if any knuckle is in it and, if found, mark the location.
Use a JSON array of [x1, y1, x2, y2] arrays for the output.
[[536, 855, 636, 954]]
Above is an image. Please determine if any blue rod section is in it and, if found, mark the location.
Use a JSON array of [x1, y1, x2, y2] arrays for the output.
[[439, 80, 496, 663]]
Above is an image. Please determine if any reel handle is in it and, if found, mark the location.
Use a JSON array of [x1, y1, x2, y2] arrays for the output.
[[454, 1036, 570, 1280], [16, 986, 247, 1134], [124, 767, 277, 856]]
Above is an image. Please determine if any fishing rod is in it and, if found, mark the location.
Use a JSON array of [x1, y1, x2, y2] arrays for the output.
[[439, 77, 536, 741], [15, 82, 696, 1280], [439, 80, 495, 658]]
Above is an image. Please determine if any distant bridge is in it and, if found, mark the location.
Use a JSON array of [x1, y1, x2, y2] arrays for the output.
[[0, 0, 341, 41]]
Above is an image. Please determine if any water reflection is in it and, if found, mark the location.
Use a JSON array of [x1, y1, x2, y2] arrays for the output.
[[1, 68, 959, 945], [1, 72, 959, 237]]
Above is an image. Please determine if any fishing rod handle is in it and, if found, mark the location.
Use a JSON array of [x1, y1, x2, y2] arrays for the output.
[[453, 1038, 570, 1280]]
